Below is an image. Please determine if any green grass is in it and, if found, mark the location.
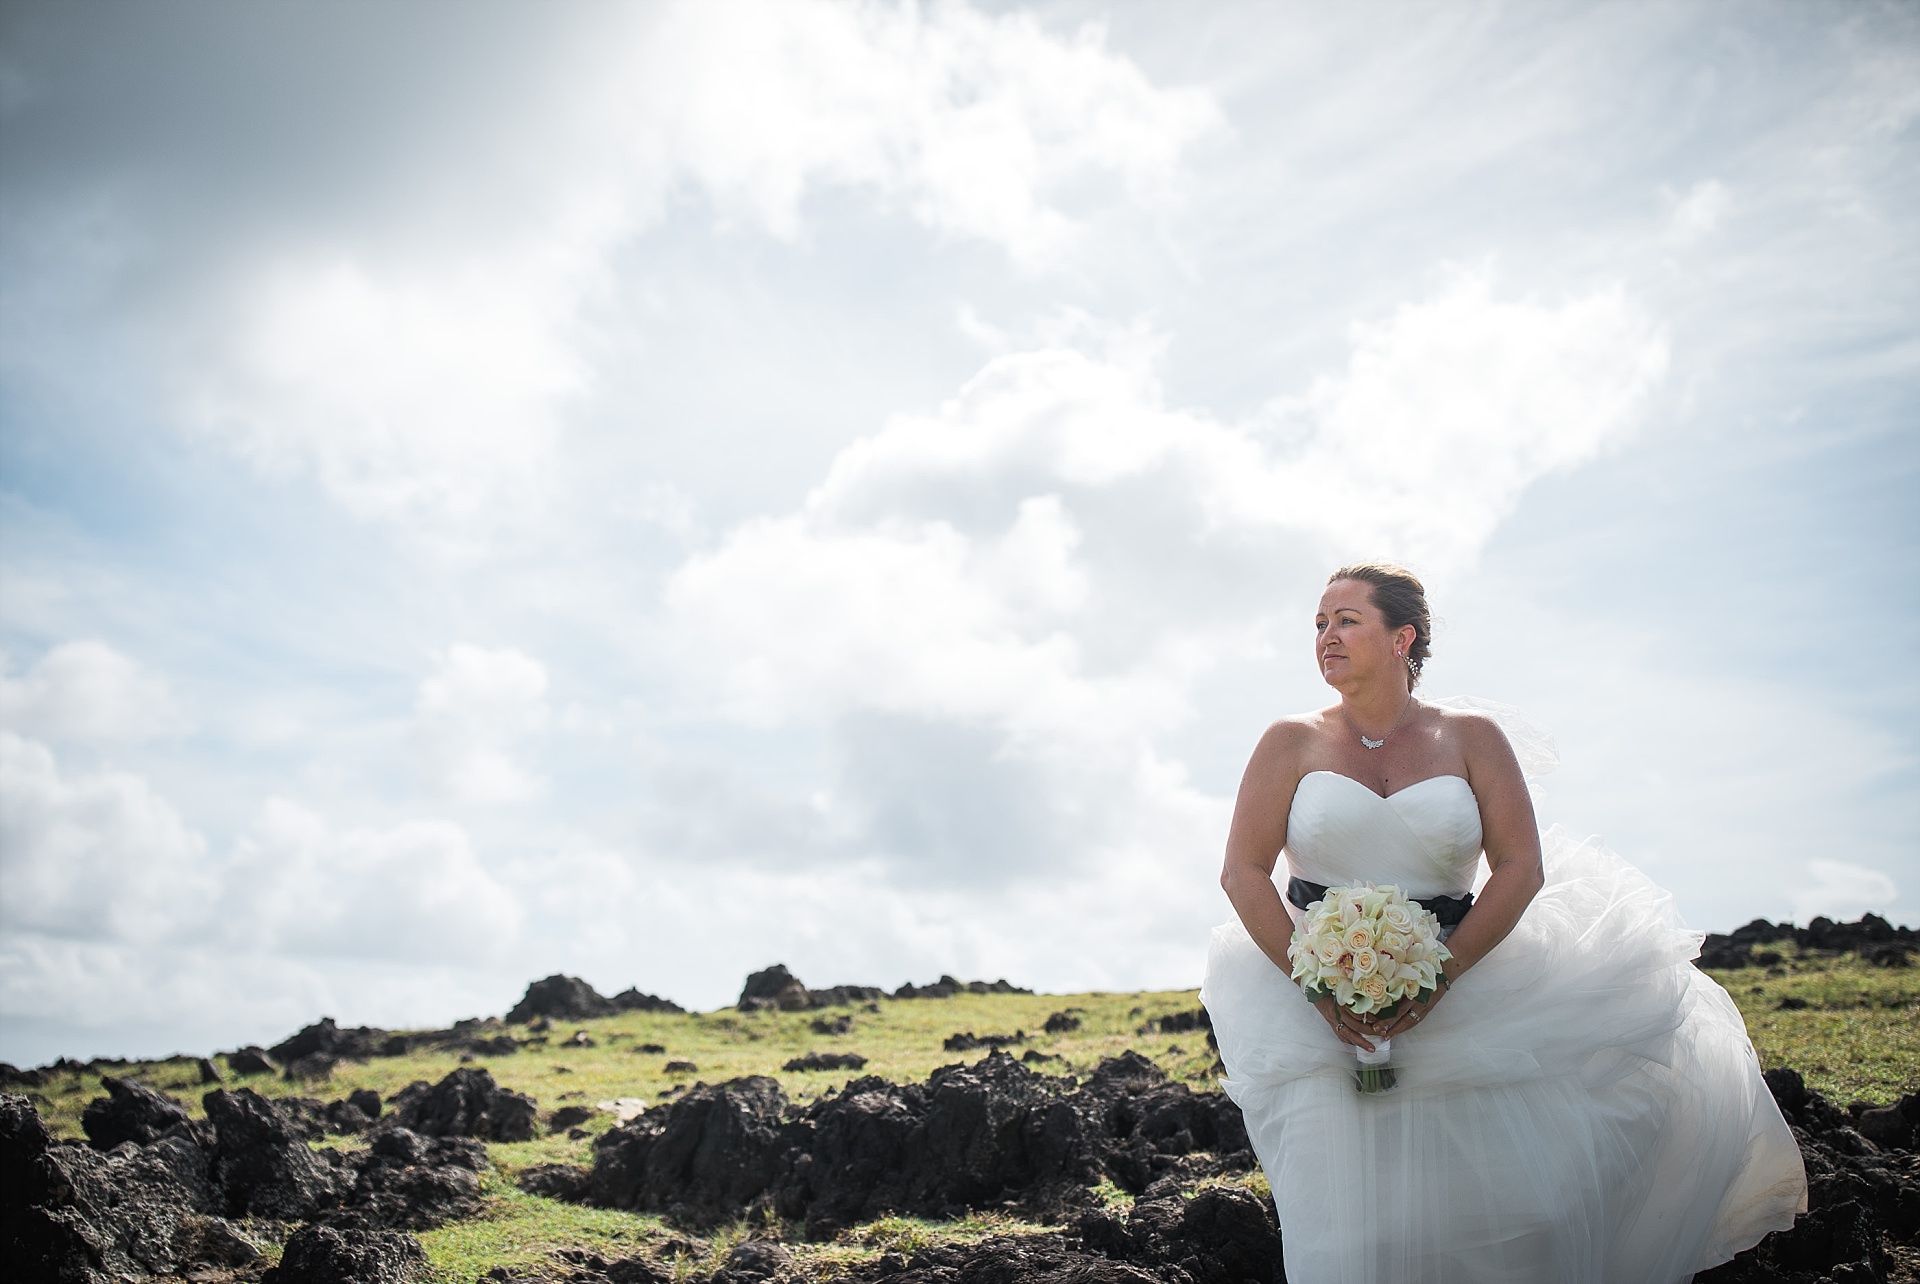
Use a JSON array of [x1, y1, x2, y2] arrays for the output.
[[18, 953, 1916, 1282], [1702, 942, 1920, 1105]]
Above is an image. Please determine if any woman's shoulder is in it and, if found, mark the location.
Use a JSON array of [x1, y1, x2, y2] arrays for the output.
[[1247, 710, 1330, 764], [1422, 701, 1523, 772]]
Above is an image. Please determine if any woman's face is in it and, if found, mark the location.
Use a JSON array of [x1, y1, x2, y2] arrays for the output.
[[1315, 579, 1405, 689]]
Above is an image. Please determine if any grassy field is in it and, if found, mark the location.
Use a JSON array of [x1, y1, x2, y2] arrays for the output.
[[1701, 941, 1920, 1104], [16, 950, 1916, 1281]]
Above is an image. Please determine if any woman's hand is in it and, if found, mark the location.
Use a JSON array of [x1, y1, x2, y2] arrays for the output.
[[1375, 969, 1450, 1039], [1308, 991, 1384, 1052]]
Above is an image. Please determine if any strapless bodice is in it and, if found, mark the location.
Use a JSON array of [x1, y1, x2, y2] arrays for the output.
[[1284, 770, 1483, 899]]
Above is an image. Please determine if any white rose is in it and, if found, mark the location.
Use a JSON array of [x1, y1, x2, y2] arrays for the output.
[[1358, 974, 1389, 1005], [1380, 902, 1415, 932], [1343, 922, 1374, 953], [1315, 935, 1344, 967], [1351, 946, 1379, 977]]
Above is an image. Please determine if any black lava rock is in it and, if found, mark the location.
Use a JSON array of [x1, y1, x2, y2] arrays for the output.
[[783, 1051, 869, 1073], [203, 1086, 344, 1220], [262, 1222, 429, 1284], [507, 975, 618, 1024], [81, 1076, 191, 1150], [388, 1066, 539, 1142]]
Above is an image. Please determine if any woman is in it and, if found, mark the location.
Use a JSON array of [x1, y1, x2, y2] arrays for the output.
[[1201, 563, 1807, 1284]]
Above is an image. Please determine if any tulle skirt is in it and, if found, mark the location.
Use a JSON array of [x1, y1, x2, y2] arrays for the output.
[[1201, 827, 1807, 1284]]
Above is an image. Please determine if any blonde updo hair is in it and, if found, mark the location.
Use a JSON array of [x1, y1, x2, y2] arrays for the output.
[[1328, 562, 1432, 689]]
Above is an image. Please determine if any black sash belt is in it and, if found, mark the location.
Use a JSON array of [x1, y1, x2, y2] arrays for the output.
[[1286, 877, 1475, 929]]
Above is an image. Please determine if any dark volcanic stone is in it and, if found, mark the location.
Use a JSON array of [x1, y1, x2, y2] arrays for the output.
[[548, 1248, 674, 1283], [1700, 1070, 1919, 1283], [1044, 1011, 1083, 1034], [1146, 1008, 1212, 1036], [82, 1076, 191, 1150], [287, 1051, 338, 1081], [390, 1066, 539, 1142], [847, 1232, 1161, 1282], [582, 1049, 1255, 1236], [811, 1014, 854, 1036], [5, 1092, 261, 1283], [892, 975, 1033, 999], [325, 1097, 377, 1134], [551, 1104, 597, 1132], [942, 1030, 1025, 1052], [350, 1086, 384, 1119], [270, 1016, 389, 1064], [508, 974, 617, 1024], [783, 1051, 869, 1073], [0, 1062, 46, 1088], [263, 1222, 429, 1284], [520, 1161, 592, 1202], [227, 1046, 279, 1076], [611, 986, 685, 1014], [335, 1127, 487, 1230], [197, 1057, 224, 1084], [712, 1239, 793, 1283], [588, 1075, 795, 1226], [203, 1086, 343, 1220], [1080, 1182, 1286, 1283], [739, 963, 811, 1012]]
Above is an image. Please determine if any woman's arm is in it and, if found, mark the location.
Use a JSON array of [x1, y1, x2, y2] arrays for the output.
[[1220, 719, 1383, 1052], [1219, 720, 1302, 974], [1378, 712, 1543, 1037]]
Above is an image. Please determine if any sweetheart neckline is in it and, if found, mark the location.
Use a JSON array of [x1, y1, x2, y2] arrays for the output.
[[1301, 768, 1471, 803]]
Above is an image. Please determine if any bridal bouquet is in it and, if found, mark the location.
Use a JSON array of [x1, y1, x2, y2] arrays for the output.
[[1286, 883, 1452, 1093]]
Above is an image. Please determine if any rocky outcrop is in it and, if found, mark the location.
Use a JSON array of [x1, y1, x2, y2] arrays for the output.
[[1699, 913, 1919, 970], [5, 1092, 261, 1283], [783, 1051, 868, 1072], [506, 975, 685, 1025], [80, 1077, 191, 1150], [1695, 1068, 1919, 1284], [338, 1127, 487, 1230], [584, 1050, 1251, 1236], [735, 964, 891, 1013], [823, 1182, 1283, 1283], [941, 1030, 1024, 1052], [388, 1067, 540, 1142], [3, 1080, 494, 1283], [262, 1222, 430, 1284], [891, 975, 1033, 999], [204, 1087, 345, 1221]]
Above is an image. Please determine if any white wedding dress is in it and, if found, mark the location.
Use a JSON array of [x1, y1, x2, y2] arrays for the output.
[[1202, 755, 1808, 1283]]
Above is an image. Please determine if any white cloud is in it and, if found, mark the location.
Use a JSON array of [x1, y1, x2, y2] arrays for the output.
[[664, 272, 1664, 884], [223, 798, 521, 961], [414, 644, 550, 804], [0, 732, 211, 943], [0, 640, 186, 742], [171, 0, 1218, 541], [1793, 859, 1900, 925], [673, 271, 1665, 737], [631, 0, 1221, 264], [188, 246, 593, 544], [1668, 179, 1731, 240]]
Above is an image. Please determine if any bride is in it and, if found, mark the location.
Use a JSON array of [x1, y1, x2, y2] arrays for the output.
[[1202, 563, 1808, 1284]]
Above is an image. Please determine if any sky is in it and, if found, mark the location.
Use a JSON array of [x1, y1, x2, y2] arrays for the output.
[[0, 0, 1915, 1068]]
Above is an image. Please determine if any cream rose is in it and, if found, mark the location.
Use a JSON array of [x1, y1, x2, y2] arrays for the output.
[[1351, 946, 1379, 977], [1380, 902, 1415, 932], [1343, 922, 1374, 953]]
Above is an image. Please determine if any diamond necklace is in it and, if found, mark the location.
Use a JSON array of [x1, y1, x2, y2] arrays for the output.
[[1344, 694, 1414, 750]]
